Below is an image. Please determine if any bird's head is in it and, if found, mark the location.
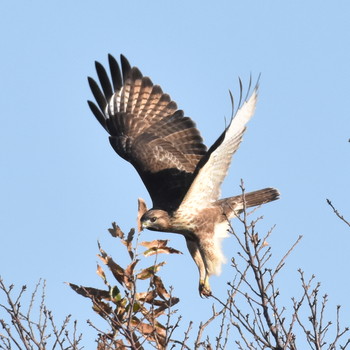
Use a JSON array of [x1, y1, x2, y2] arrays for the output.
[[140, 209, 171, 232]]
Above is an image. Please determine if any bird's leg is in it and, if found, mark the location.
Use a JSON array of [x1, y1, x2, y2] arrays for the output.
[[185, 238, 212, 297], [199, 273, 212, 297]]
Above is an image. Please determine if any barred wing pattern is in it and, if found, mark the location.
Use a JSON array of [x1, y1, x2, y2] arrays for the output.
[[88, 55, 207, 211]]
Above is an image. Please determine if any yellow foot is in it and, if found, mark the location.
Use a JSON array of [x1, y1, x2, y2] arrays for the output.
[[199, 280, 212, 298]]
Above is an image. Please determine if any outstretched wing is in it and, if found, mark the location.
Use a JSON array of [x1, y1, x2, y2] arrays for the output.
[[88, 54, 207, 211], [178, 84, 258, 211]]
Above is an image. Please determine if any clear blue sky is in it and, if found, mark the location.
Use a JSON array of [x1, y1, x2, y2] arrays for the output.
[[1, 1, 349, 347]]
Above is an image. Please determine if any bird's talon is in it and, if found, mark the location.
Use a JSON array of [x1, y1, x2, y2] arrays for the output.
[[199, 281, 212, 298]]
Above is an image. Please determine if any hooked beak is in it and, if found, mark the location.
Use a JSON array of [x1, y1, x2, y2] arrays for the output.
[[141, 220, 150, 230], [139, 218, 152, 232]]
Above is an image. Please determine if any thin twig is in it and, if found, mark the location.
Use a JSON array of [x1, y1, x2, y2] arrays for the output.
[[326, 199, 350, 228]]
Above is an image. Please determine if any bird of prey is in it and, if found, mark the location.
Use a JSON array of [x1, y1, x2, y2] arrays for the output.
[[87, 54, 279, 297]]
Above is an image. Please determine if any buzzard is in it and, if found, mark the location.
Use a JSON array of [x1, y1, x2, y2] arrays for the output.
[[87, 54, 279, 296]]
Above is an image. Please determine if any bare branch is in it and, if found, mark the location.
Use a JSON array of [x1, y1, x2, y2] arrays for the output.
[[326, 199, 350, 228], [0, 278, 82, 350]]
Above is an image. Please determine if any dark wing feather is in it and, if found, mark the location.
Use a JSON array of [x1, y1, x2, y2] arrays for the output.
[[120, 54, 131, 81], [87, 100, 107, 131], [88, 54, 207, 211], [108, 54, 122, 91], [88, 77, 107, 115], [95, 61, 113, 100]]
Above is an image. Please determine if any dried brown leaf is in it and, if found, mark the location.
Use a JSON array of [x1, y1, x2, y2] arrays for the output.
[[153, 303, 171, 318], [121, 228, 135, 260], [137, 198, 148, 232], [125, 259, 139, 277], [115, 297, 128, 317], [140, 239, 168, 249], [124, 259, 139, 290], [136, 262, 166, 280], [135, 290, 157, 303], [115, 340, 127, 349], [67, 282, 110, 300], [130, 319, 154, 335], [98, 244, 125, 286], [157, 304, 169, 318], [130, 317, 166, 343], [92, 299, 113, 317], [135, 290, 172, 307], [143, 246, 183, 257], [152, 297, 180, 318], [153, 275, 170, 300], [126, 228, 135, 242], [97, 241, 105, 256], [96, 264, 107, 283], [108, 222, 124, 239]]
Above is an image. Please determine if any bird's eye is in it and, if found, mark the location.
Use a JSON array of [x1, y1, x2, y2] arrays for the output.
[[150, 217, 157, 223]]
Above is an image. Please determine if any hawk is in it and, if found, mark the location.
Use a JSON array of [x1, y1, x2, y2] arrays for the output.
[[87, 54, 279, 297]]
